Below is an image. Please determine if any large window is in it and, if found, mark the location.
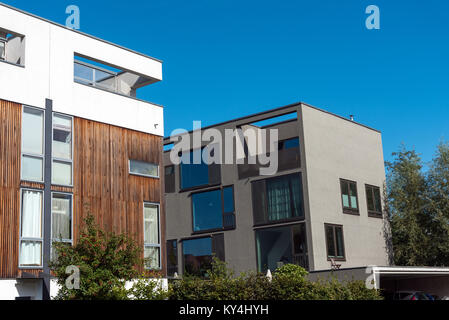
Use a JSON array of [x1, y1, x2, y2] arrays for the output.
[[340, 179, 359, 214], [191, 186, 235, 232], [51, 193, 72, 260], [19, 190, 43, 267], [252, 173, 304, 225], [52, 113, 73, 186], [166, 239, 178, 277], [325, 224, 345, 261], [180, 148, 221, 190], [256, 224, 308, 272], [21, 106, 44, 182], [366, 185, 382, 217], [129, 160, 159, 178], [144, 203, 161, 270], [182, 234, 224, 278]]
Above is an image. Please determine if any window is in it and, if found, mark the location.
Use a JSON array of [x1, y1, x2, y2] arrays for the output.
[[52, 113, 73, 186], [252, 173, 304, 225], [129, 160, 159, 178], [19, 190, 43, 267], [325, 224, 345, 261], [0, 29, 25, 65], [256, 224, 308, 272], [180, 147, 221, 190], [340, 179, 359, 214], [166, 240, 178, 277], [51, 193, 72, 260], [192, 186, 235, 232], [278, 137, 299, 150], [73, 54, 155, 97], [21, 107, 44, 182], [366, 185, 382, 217], [0, 39, 5, 60], [165, 165, 175, 193], [144, 203, 161, 270], [182, 234, 224, 278]]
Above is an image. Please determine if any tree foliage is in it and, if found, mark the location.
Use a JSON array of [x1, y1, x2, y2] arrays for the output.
[[50, 214, 142, 300], [387, 142, 449, 266]]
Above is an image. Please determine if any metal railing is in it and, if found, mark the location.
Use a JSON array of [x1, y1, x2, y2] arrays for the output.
[[74, 60, 119, 93]]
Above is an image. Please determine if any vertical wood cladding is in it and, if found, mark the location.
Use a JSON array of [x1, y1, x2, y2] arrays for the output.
[[0, 100, 22, 278], [72, 118, 165, 274], [0, 99, 164, 278]]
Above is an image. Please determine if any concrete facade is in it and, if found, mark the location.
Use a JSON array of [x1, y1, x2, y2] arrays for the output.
[[164, 102, 389, 276]]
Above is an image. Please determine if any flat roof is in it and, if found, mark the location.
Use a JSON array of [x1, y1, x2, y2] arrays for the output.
[[163, 101, 381, 142], [0, 2, 162, 63]]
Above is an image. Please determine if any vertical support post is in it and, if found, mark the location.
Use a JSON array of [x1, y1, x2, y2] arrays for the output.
[[42, 98, 53, 300]]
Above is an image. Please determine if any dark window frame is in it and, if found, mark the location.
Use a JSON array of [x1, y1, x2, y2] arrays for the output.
[[181, 233, 225, 278], [254, 222, 309, 272], [340, 178, 359, 215], [324, 223, 346, 261], [179, 147, 221, 192], [190, 185, 236, 235], [166, 239, 178, 277], [365, 184, 383, 218], [252, 173, 305, 227]]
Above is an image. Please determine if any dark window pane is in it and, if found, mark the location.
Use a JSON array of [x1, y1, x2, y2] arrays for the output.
[[165, 166, 175, 193], [373, 188, 382, 213], [166, 240, 178, 277], [183, 238, 212, 277], [223, 187, 234, 213], [293, 224, 307, 255], [192, 190, 223, 231], [256, 226, 293, 272], [267, 177, 292, 221], [349, 182, 358, 209], [290, 174, 304, 218], [335, 227, 345, 258], [212, 233, 225, 261], [366, 186, 375, 211], [252, 180, 267, 225], [180, 149, 209, 189], [341, 181, 350, 208], [283, 137, 299, 149], [326, 226, 336, 258]]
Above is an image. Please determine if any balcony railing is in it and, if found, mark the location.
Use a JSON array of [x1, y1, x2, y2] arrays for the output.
[[74, 61, 119, 93]]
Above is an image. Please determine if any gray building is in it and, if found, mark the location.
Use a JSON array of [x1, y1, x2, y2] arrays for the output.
[[163, 102, 389, 277]]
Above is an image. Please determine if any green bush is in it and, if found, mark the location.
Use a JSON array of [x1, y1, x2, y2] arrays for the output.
[[169, 259, 383, 300]]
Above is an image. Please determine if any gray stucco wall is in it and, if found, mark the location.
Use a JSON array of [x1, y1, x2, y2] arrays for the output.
[[300, 104, 389, 271]]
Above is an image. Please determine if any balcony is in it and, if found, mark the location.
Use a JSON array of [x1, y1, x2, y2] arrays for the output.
[[73, 54, 158, 99]]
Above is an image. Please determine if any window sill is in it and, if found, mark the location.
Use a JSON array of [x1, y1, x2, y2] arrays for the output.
[[253, 217, 305, 228], [327, 257, 346, 262], [180, 183, 221, 194], [0, 59, 25, 68], [192, 226, 235, 236], [343, 208, 359, 216], [368, 211, 383, 218]]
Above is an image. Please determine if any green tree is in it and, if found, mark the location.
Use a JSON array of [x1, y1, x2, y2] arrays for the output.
[[50, 214, 142, 300], [386, 146, 431, 266], [426, 141, 449, 265]]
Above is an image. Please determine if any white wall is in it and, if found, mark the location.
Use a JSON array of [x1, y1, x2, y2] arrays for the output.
[[0, 279, 43, 300], [0, 4, 163, 136]]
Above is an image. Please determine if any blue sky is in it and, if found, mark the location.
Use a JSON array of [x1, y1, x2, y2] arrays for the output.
[[4, 0, 449, 165]]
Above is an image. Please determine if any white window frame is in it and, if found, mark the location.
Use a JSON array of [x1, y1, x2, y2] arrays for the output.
[[21, 105, 45, 183], [19, 188, 44, 269], [129, 160, 160, 179], [143, 202, 161, 270], [51, 113, 74, 187]]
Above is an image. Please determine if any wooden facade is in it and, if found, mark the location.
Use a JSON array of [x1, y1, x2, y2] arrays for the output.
[[0, 99, 165, 278]]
